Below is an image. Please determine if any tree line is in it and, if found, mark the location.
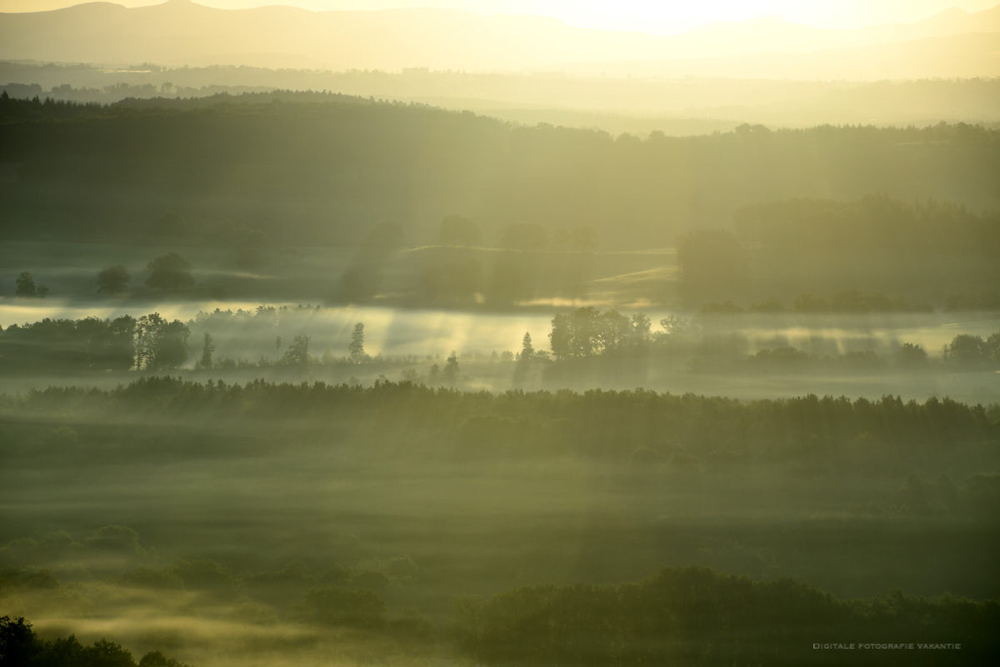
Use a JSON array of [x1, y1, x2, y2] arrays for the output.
[[2, 92, 997, 251], [6, 378, 996, 461], [678, 196, 1000, 306], [451, 567, 999, 666], [0, 615, 188, 667]]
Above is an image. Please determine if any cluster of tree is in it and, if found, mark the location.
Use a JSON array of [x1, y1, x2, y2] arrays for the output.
[[1, 81, 274, 105], [542, 308, 1000, 373], [0, 314, 189, 373], [549, 308, 651, 360], [2, 93, 997, 251], [944, 292, 1000, 312], [678, 196, 1000, 306], [9, 272, 48, 299], [95, 252, 196, 295], [735, 196, 1000, 258], [943, 333, 1000, 367], [451, 567, 1000, 666], [689, 333, 998, 374], [0, 616, 188, 667]]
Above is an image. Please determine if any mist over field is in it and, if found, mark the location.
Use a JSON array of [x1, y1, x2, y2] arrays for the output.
[[1, 1, 999, 666]]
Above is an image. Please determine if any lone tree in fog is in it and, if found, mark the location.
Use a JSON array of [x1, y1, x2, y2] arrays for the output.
[[198, 332, 216, 370], [349, 322, 366, 362], [15, 272, 48, 298], [513, 332, 535, 386], [97, 264, 130, 294], [443, 351, 460, 383], [283, 335, 310, 369], [145, 252, 194, 290], [520, 332, 534, 361]]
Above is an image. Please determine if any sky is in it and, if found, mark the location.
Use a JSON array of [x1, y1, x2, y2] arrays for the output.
[[1, 0, 997, 33]]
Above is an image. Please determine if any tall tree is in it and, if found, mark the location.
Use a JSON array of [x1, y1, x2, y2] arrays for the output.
[[282, 335, 310, 369], [14, 272, 47, 298], [135, 313, 190, 371], [97, 265, 130, 294], [520, 332, 534, 361], [443, 352, 460, 383], [199, 332, 216, 370], [349, 322, 366, 362]]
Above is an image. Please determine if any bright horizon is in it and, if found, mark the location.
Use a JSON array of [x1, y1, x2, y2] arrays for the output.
[[2, 0, 998, 34]]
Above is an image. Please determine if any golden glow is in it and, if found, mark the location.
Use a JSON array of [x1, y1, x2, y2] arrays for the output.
[[3, 0, 998, 34]]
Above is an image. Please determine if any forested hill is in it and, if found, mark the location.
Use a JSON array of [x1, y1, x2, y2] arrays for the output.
[[1, 92, 999, 248]]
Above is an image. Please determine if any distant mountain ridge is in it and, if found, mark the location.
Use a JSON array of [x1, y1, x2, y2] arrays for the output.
[[0, 0, 998, 77]]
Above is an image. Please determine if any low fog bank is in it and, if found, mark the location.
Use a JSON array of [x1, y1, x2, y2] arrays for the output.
[[1, 302, 997, 403]]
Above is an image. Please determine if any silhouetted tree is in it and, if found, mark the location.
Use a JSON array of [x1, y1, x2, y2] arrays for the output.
[[145, 253, 194, 290], [945, 334, 987, 365], [135, 314, 190, 371], [520, 332, 534, 361], [443, 352, 459, 383], [895, 342, 928, 367], [97, 265, 131, 294], [283, 335, 310, 369], [349, 322, 366, 362], [15, 272, 47, 298], [198, 332, 216, 370]]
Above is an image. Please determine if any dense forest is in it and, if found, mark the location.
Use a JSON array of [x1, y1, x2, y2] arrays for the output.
[[5, 377, 998, 476], [2, 92, 999, 251]]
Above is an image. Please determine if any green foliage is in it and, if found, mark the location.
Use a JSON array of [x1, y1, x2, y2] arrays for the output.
[[549, 307, 651, 359], [197, 333, 215, 370], [281, 335, 310, 369], [451, 568, 1000, 666], [0, 315, 136, 373], [0, 616, 189, 667], [4, 378, 995, 471], [135, 314, 190, 371], [5, 95, 996, 254], [348, 323, 366, 362], [97, 265, 131, 294], [145, 253, 194, 291], [14, 272, 47, 299]]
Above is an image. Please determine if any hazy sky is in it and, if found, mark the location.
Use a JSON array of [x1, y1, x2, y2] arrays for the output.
[[2, 0, 997, 33]]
